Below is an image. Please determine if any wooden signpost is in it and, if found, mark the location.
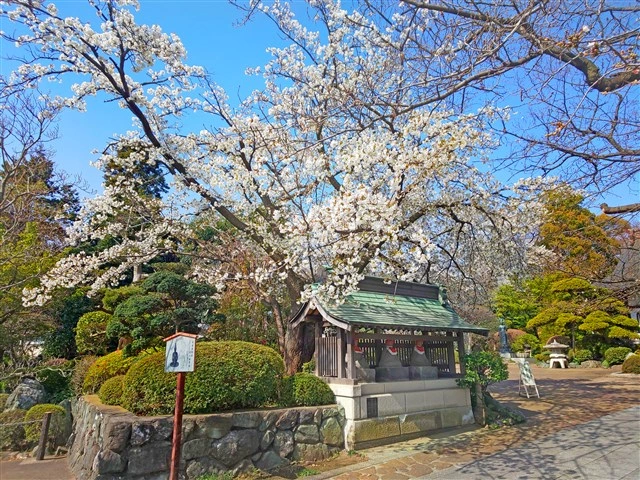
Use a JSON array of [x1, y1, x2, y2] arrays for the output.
[[164, 332, 197, 480]]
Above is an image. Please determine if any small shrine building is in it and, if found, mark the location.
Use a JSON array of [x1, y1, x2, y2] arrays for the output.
[[291, 276, 488, 449]]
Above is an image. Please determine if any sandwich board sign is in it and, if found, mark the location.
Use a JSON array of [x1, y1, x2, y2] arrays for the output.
[[164, 332, 197, 373]]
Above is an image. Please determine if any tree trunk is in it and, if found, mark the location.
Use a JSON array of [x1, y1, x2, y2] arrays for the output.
[[284, 322, 304, 375], [473, 383, 486, 426]]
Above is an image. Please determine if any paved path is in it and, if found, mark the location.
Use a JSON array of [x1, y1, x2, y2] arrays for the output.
[[0, 455, 74, 480], [421, 405, 640, 479]]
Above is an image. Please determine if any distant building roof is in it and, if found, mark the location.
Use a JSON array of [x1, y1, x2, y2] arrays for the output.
[[291, 277, 489, 335]]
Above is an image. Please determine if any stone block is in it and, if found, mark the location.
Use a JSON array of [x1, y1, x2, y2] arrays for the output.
[[195, 415, 232, 439], [335, 397, 360, 421], [359, 383, 385, 395], [329, 383, 361, 397], [404, 391, 427, 413], [232, 411, 262, 429], [440, 408, 463, 429], [185, 457, 226, 480], [259, 411, 279, 431], [152, 418, 173, 441], [320, 417, 343, 447], [275, 410, 299, 430], [130, 421, 154, 446], [260, 429, 275, 450], [409, 366, 439, 380], [298, 408, 316, 425], [356, 367, 376, 382], [366, 393, 406, 416], [255, 450, 289, 471], [350, 417, 400, 444], [127, 442, 171, 476], [273, 430, 294, 458], [443, 388, 470, 407], [212, 430, 260, 467], [103, 419, 132, 453], [423, 390, 446, 410], [183, 438, 210, 460], [375, 366, 410, 382], [294, 424, 320, 444], [291, 443, 332, 462], [382, 379, 426, 393], [92, 449, 125, 474], [232, 459, 255, 476], [399, 411, 442, 435]]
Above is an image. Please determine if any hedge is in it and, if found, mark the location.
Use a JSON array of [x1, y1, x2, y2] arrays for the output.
[[121, 341, 285, 415], [0, 409, 27, 451], [604, 347, 632, 366], [24, 404, 66, 447], [282, 373, 335, 407], [83, 349, 151, 394], [621, 354, 640, 374], [98, 375, 125, 405]]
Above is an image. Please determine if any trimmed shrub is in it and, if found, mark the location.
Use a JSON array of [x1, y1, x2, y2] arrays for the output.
[[604, 347, 632, 366], [0, 409, 27, 451], [572, 349, 592, 364], [621, 354, 640, 374], [534, 351, 550, 363], [76, 311, 112, 355], [98, 375, 125, 405], [282, 373, 335, 407], [83, 350, 150, 394], [0, 393, 9, 409], [24, 404, 66, 448], [121, 341, 285, 415], [38, 361, 75, 403]]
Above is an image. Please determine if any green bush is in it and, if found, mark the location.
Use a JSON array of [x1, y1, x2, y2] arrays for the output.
[[621, 354, 640, 374], [37, 361, 75, 403], [534, 351, 550, 363], [98, 375, 125, 405], [282, 373, 335, 407], [0, 409, 27, 451], [76, 311, 112, 355], [511, 334, 541, 354], [121, 341, 285, 415], [604, 347, 632, 366], [301, 359, 316, 374], [572, 349, 592, 364], [0, 393, 9, 409], [83, 350, 150, 394], [24, 404, 66, 448]]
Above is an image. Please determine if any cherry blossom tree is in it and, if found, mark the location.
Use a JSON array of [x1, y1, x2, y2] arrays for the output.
[[2, 0, 552, 371]]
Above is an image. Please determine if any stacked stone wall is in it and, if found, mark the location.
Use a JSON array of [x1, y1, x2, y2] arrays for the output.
[[69, 396, 345, 480]]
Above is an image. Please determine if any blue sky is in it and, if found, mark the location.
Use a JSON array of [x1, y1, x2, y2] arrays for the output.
[[1, 0, 637, 211]]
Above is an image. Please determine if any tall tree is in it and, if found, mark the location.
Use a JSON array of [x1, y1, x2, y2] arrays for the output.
[[5, 0, 552, 372]]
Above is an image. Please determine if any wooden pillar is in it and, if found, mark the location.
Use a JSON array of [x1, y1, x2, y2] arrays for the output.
[[446, 332, 456, 374], [457, 331, 466, 375], [314, 320, 321, 376], [346, 330, 355, 379], [337, 328, 346, 379]]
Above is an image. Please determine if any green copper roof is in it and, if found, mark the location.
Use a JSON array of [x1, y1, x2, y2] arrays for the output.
[[316, 289, 488, 334]]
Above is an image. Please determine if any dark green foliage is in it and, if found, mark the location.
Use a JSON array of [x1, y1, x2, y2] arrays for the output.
[[301, 359, 316, 374], [572, 349, 593, 364], [121, 341, 285, 415], [457, 351, 508, 392], [282, 373, 335, 407], [621, 354, 640, 374], [107, 271, 220, 356], [604, 347, 632, 366], [42, 289, 97, 359], [0, 409, 27, 451], [98, 375, 125, 405], [37, 360, 74, 403], [83, 350, 149, 394], [24, 404, 66, 447], [75, 311, 113, 355]]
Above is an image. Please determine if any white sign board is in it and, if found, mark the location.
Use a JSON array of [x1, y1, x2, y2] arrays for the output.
[[164, 335, 196, 373]]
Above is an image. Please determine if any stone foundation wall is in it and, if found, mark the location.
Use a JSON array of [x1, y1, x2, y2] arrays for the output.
[[69, 396, 345, 480], [329, 379, 474, 450]]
